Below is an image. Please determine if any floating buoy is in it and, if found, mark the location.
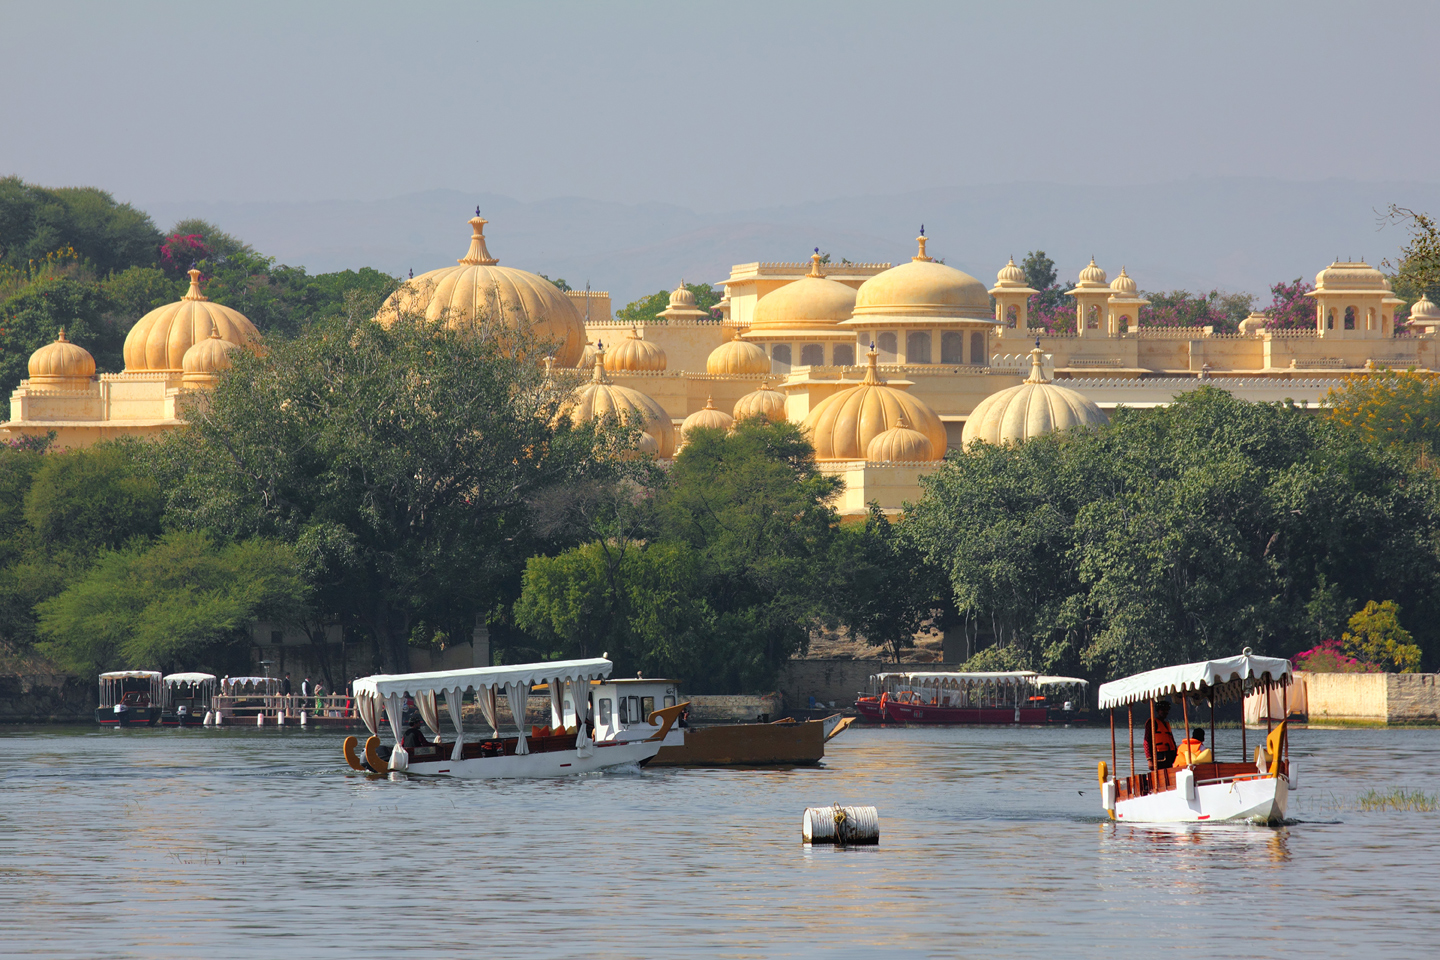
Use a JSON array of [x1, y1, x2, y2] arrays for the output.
[[256, 714, 265, 726], [202, 711, 213, 726], [300, 711, 308, 726], [803, 804, 879, 846], [276, 712, 286, 726]]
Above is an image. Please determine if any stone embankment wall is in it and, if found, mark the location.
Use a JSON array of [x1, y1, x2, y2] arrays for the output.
[[1295, 671, 1440, 724], [778, 659, 899, 707], [686, 694, 783, 723], [0, 674, 94, 722]]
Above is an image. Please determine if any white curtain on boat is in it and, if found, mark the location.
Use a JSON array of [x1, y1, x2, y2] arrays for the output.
[[505, 681, 530, 755], [416, 689, 441, 738], [478, 685, 499, 738], [444, 686, 465, 762], [549, 677, 564, 730], [569, 677, 593, 756], [385, 692, 408, 770], [356, 693, 379, 736]]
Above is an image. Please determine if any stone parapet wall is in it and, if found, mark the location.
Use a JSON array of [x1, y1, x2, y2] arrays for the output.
[[0, 674, 94, 722], [778, 659, 891, 706], [686, 693, 783, 723], [1293, 671, 1440, 724], [1387, 673, 1440, 722]]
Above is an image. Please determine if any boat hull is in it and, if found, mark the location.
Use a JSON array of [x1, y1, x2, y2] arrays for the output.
[[401, 737, 664, 779], [1114, 774, 1289, 825], [872, 700, 1049, 725], [649, 720, 826, 766], [96, 707, 162, 726]]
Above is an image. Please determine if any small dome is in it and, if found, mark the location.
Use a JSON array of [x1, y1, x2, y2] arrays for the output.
[[566, 352, 676, 457], [1314, 260, 1389, 292], [996, 258, 1027, 286], [668, 282, 697, 309], [733, 381, 787, 422], [1238, 311, 1269, 334], [1077, 258, 1108, 287], [707, 329, 771, 375], [1109, 266, 1137, 296], [962, 347, 1108, 448], [1409, 295, 1440, 327], [376, 216, 586, 367], [681, 396, 734, 440], [800, 348, 947, 460], [124, 269, 259, 372], [852, 234, 991, 321], [751, 252, 858, 332], [866, 413, 938, 463], [604, 326, 667, 372], [27, 329, 95, 383], [181, 331, 241, 384]]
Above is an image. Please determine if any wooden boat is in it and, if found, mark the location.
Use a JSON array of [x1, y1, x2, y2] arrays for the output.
[[856, 671, 1087, 724], [343, 658, 687, 779], [95, 671, 163, 726], [1097, 649, 1294, 825], [160, 673, 215, 726]]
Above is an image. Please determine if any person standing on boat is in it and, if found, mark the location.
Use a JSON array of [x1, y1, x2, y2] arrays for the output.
[[1144, 700, 1178, 770]]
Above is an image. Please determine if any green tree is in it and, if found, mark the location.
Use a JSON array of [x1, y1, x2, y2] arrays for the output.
[[103, 266, 183, 325], [830, 505, 949, 662], [1342, 600, 1423, 672], [36, 531, 308, 675], [616, 282, 722, 325], [1381, 205, 1440, 312], [0, 278, 124, 396], [0, 177, 163, 276], [1022, 250, 1057, 291]]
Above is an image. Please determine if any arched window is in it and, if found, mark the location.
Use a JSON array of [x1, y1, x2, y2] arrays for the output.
[[940, 331, 964, 364], [1005, 304, 1018, 328], [1119, 314, 1131, 333], [833, 343, 855, 366], [906, 331, 932, 364], [1344, 306, 1356, 330], [1087, 305, 1100, 329], [970, 331, 985, 365], [771, 343, 791, 368], [1327, 309, 1335, 330], [799, 343, 825, 366], [877, 332, 898, 362]]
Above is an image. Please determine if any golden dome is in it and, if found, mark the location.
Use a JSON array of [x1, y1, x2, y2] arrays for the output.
[[997, 258, 1027, 286], [733, 381, 787, 422], [1109, 267, 1137, 296], [181, 330, 241, 385], [566, 352, 676, 457], [800, 348, 947, 460], [681, 396, 734, 440], [1313, 260, 1389, 292], [603, 326, 667, 372], [851, 234, 991, 321], [668, 282, 697, 309], [27, 329, 95, 384], [865, 412, 938, 463], [707, 329, 771, 375], [123, 269, 259, 372], [1077, 258, 1108, 287], [1409, 295, 1440, 327], [376, 216, 586, 367], [750, 252, 858, 332], [961, 346, 1107, 448]]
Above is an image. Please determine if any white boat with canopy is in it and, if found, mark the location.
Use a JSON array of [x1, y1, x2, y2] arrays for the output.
[[1096, 649, 1294, 825], [161, 672, 216, 725], [343, 657, 687, 779], [96, 670, 163, 726]]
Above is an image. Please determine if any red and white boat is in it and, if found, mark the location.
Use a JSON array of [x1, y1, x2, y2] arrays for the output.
[[95, 671, 163, 726], [344, 657, 687, 779], [1097, 650, 1294, 825], [855, 671, 1088, 724]]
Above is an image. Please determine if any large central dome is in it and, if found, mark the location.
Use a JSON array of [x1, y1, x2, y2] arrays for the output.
[[376, 216, 586, 367], [850, 235, 992, 322]]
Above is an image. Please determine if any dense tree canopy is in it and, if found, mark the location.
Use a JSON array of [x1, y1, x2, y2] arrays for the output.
[[616, 282, 723, 325], [0, 177, 163, 276]]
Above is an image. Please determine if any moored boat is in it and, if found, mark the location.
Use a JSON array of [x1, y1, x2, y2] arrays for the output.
[[1097, 649, 1294, 825], [95, 671, 163, 726], [160, 673, 216, 726], [856, 671, 1072, 724], [343, 658, 687, 779]]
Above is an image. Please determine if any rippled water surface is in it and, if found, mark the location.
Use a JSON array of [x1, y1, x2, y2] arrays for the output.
[[2, 723, 1438, 958]]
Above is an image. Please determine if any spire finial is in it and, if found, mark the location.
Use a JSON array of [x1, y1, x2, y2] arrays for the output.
[[895, 412, 911, 430], [183, 268, 208, 301], [808, 248, 825, 278], [863, 344, 884, 385], [914, 231, 932, 262], [1025, 342, 1049, 384], [57, 327, 68, 342], [459, 214, 498, 266], [591, 343, 609, 384]]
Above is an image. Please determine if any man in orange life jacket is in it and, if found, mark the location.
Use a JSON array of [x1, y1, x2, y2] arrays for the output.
[[1144, 700, 1178, 770]]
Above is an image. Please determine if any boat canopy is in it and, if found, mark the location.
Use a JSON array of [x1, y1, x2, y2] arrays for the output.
[[905, 671, 1039, 683], [163, 673, 216, 686], [99, 670, 161, 680], [223, 676, 277, 689], [353, 658, 611, 700], [1036, 676, 1089, 687], [1097, 653, 1291, 710]]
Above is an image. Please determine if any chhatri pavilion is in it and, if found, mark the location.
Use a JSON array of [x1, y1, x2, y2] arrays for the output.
[[7, 215, 1437, 516]]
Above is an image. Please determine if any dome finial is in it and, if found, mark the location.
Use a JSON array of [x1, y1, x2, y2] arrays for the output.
[[914, 229, 932, 262], [591, 344, 609, 383], [183, 268, 208, 301], [809, 248, 825, 278], [459, 215, 498, 266], [1025, 341, 1049, 384], [862, 343, 884, 385], [57, 327, 68, 342]]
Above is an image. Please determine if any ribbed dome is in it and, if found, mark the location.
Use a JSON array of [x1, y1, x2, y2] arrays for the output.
[[1077, 258, 1108, 287], [181, 331, 241, 385], [865, 413, 938, 463], [668, 282, 697, 309], [800, 349, 947, 461], [27, 329, 95, 383], [962, 347, 1107, 448], [996, 257, 1027, 286], [707, 329, 771, 375], [376, 216, 586, 367], [750, 252, 858, 332], [681, 396, 734, 440], [1110, 267, 1137, 296], [603, 326, 667, 372], [566, 353, 676, 457], [733, 381, 787, 422], [851, 235, 990, 320], [1409, 295, 1440, 326], [1314, 260, 1389, 292], [123, 269, 259, 372]]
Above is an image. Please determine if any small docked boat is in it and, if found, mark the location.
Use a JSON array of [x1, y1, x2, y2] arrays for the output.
[[96, 671, 163, 726], [1097, 650, 1294, 825], [342, 658, 687, 779], [160, 673, 216, 726], [855, 671, 1088, 724]]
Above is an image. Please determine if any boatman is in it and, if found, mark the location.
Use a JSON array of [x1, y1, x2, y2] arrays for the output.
[[401, 715, 429, 752], [1143, 700, 1178, 770]]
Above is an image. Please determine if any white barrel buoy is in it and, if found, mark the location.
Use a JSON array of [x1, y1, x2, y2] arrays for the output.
[[276, 711, 286, 726], [213, 710, 224, 725], [802, 804, 879, 846], [202, 711, 213, 726], [300, 711, 308, 726], [256, 713, 265, 726]]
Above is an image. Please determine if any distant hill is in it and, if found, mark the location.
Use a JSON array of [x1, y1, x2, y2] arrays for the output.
[[141, 178, 1440, 307]]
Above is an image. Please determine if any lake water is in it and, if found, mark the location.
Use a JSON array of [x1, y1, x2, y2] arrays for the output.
[[2, 723, 1437, 959]]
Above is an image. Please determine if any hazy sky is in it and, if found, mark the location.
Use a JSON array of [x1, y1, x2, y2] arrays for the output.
[[3, 1, 1437, 212]]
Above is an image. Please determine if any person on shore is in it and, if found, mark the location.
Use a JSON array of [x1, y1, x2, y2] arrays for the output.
[[1143, 700, 1178, 770], [282, 673, 292, 696], [1175, 728, 1213, 767], [401, 715, 428, 752], [300, 677, 311, 700]]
